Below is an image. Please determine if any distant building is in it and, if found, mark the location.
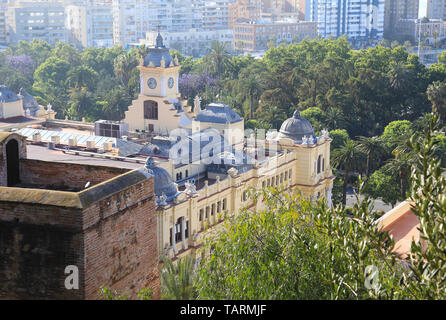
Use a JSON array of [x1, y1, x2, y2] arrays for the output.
[[6, 1, 67, 45], [0, 5, 7, 45], [66, 1, 114, 48], [312, 0, 385, 45], [396, 18, 446, 44], [229, 0, 262, 28], [112, 0, 204, 47], [233, 20, 317, 52], [427, 0, 446, 20], [202, 0, 230, 30], [142, 29, 233, 57], [384, 0, 420, 40]]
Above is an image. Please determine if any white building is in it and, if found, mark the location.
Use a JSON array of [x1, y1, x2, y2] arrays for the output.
[[66, 1, 114, 48], [311, 0, 385, 44], [142, 28, 233, 57], [0, 5, 7, 45], [6, 1, 67, 45], [112, 0, 205, 47], [203, 0, 230, 30]]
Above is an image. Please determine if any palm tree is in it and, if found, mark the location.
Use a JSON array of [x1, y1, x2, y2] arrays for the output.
[[389, 62, 410, 93], [384, 152, 416, 199], [237, 74, 263, 119], [114, 53, 138, 88], [324, 107, 346, 130], [66, 66, 98, 90], [356, 136, 387, 178], [160, 255, 197, 300], [331, 139, 362, 206], [427, 81, 446, 123], [205, 41, 231, 78]]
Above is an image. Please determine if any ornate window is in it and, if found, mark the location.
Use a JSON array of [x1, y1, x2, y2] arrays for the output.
[[144, 100, 158, 120]]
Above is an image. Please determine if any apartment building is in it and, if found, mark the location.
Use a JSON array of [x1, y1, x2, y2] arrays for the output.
[[6, 1, 67, 45], [202, 0, 230, 30], [396, 18, 446, 44], [427, 0, 446, 20], [66, 1, 114, 48], [112, 0, 205, 47], [384, 0, 420, 39], [0, 6, 7, 45], [233, 20, 316, 51], [312, 0, 385, 44], [142, 28, 233, 56]]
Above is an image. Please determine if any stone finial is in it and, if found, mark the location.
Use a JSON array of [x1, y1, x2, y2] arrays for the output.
[[193, 96, 202, 113], [169, 61, 175, 67], [174, 55, 179, 65], [25, 108, 30, 117], [321, 129, 329, 139], [302, 135, 309, 145], [227, 167, 238, 178], [149, 61, 155, 68], [47, 104, 52, 112], [185, 179, 197, 195], [159, 193, 167, 206], [139, 56, 144, 66], [160, 56, 166, 68]]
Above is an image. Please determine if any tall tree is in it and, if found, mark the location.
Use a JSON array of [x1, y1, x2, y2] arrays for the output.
[[356, 136, 387, 178], [204, 41, 231, 78], [331, 139, 363, 205]]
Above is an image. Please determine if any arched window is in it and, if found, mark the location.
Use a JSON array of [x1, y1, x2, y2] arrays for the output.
[[317, 155, 322, 174], [144, 100, 158, 120], [6, 139, 20, 186]]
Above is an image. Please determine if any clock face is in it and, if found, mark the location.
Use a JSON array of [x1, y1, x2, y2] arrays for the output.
[[147, 78, 157, 89], [168, 77, 174, 89]]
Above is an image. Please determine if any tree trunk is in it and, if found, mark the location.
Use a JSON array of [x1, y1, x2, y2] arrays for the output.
[[342, 168, 349, 206], [366, 154, 371, 178], [250, 94, 254, 119], [399, 169, 407, 198]]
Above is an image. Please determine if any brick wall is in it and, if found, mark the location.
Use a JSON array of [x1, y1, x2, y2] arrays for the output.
[[82, 177, 160, 299], [0, 174, 160, 300], [19, 159, 129, 190], [0, 202, 84, 299]]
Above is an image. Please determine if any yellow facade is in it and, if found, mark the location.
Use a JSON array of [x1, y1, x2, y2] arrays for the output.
[[156, 135, 334, 261]]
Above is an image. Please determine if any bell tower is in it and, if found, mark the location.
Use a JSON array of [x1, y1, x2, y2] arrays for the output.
[[137, 32, 180, 100], [123, 33, 193, 134]]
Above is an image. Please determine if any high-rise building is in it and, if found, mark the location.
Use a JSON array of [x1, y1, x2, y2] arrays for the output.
[[112, 0, 204, 47], [66, 0, 114, 48], [229, 0, 262, 28], [427, 0, 446, 20], [5, 1, 67, 45], [202, 0, 230, 30], [312, 0, 385, 44], [0, 5, 7, 45], [384, 0, 420, 39]]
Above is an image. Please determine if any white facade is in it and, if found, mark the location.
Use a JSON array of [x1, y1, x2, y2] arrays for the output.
[[6, 1, 67, 45], [66, 2, 114, 48], [142, 29, 233, 56], [0, 6, 6, 45], [202, 0, 230, 30], [311, 0, 385, 43], [112, 0, 206, 47]]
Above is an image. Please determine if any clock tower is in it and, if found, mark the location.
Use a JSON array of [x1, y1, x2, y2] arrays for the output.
[[123, 33, 193, 134]]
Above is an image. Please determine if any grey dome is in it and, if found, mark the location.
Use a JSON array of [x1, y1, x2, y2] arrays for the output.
[[195, 103, 242, 124], [143, 48, 174, 68], [0, 85, 20, 103], [143, 32, 176, 68], [278, 110, 315, 141], [144, 157, 179, 200]]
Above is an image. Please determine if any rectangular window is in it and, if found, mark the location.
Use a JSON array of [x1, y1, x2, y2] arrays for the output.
[[206, 206, 209, 218], [211, 204, 215, 216], [199, 209, 203, 221], [222, 198, 227, 211], [217, 201, 221, 213], [185, 221, 189, 239]]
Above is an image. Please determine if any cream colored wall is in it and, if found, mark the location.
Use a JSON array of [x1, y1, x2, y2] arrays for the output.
[[157, 138, 335, 261], [0, 100, 24, 119], [139, 65, 180, 100]]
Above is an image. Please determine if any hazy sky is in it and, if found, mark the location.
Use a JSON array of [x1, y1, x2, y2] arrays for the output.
[[420, 0, 427, 18]]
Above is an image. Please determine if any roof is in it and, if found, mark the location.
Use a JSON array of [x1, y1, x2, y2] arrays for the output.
[[0, 85, 20, 103], [17, 128, 143, 157], [0, 169, 152, 209], [378, 201, 420, 258], [278, 110, 315, 142], [195, 103, 242, 124]]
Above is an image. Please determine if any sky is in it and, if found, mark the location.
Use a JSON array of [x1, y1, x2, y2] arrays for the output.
[[420, 0, 427, 18]]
